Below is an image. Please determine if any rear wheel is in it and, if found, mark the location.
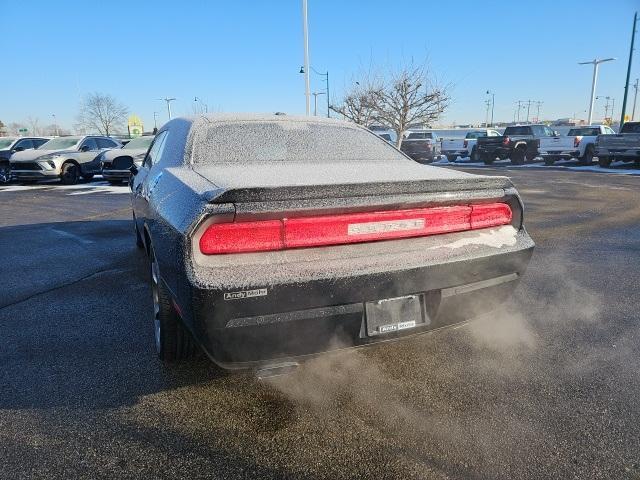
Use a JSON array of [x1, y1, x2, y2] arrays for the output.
[[469, 147, 480, 162], [150, 247, 196, 362], [598, 155, 612, 168], [511, 147, 526, 165], [579, 146, 595, 165], [446, 155, 457, 162], [543, 156, 556, 166], [525, 151, 537, 162], [60, 162, 80, 185], [481, 153, 494, 165]]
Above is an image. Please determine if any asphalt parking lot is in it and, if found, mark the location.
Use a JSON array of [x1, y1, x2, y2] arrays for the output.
[[1, 167, 639, 480]]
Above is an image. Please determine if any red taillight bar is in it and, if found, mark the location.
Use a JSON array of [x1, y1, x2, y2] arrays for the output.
[[199, 203, 513, 255], [574, 136, 581, 148], [502, 136, 510, 146]]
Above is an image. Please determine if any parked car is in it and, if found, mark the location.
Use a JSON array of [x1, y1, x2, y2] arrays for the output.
[[539, 125, 615, 166], [376, 133, 394, 144], [441, 129, 502, 162], [595, 121, 640, 167], [400, 130, 440, 162], [10, 135, 121, 184], [131, 114, 534, 371], [476, 124, 557, 165], [0, 136, 50, 182], [101, 135, 154, 184]]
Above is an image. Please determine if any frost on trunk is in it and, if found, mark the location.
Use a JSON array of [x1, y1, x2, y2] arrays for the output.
[[76, 92, 128, 136]]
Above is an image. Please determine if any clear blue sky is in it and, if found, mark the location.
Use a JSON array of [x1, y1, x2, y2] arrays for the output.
[[2, 0, 638, 131]]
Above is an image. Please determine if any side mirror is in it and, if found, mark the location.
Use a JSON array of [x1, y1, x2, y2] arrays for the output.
[[13, 146, 25, 152], [80, 145, 90, 152], [129, 163, 139, 175]]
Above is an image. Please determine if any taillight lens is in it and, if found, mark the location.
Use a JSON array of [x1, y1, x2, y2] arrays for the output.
[[574, 136, 581, 148], [502, 136, 510, 146], [463, 140, 468, 148], [199, 203, 513, 255]]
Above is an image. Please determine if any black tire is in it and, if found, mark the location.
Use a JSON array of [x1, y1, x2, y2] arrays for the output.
[[511, 147, 526, 165], [579, 146, 595, 165], [598, 155, 612, 168], [469, 147, 480, 162], [134, 218, 144, 249], [526, 151, 537, 162], [481, 153, 494, 165], [446, 155, 457, 162], [82, 173, 94, 181], [150, 247, 196, 362], [543, 156, 556, 166], [60, 162, 80, 185], [107, 179, 123, 185]]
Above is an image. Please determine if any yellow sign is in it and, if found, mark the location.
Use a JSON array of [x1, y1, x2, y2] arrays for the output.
[[127, 114, 144, 137]]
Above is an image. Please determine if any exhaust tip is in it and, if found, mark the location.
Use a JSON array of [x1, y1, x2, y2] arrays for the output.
[[255, 361, 299, 379]]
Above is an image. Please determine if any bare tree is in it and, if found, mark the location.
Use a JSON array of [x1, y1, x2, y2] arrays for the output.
[[330, 85, 378, 126], [27, 116, 41, 135], [0, 120, 5, 136], [370, 64, 449, 148], [7, 122, 27, 135], [334, 61, 450, 148], [76, 92, 128, 136]]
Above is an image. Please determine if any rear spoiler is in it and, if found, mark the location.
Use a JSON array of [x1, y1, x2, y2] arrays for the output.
[[203, 176, 513, 204]]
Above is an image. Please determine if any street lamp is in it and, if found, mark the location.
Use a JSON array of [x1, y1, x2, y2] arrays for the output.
[[157, 97, 176, 120], [301, 0, 310, 115], [153, 112, 158, 130], [300, 65, 330, 117], [312, 91, 326, 116], [578, 57, 616, 125], [486, 90, 495, 127], [194, 96, 208, 114]]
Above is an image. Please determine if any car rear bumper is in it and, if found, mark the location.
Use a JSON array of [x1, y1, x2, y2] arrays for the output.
[[477, 146, 510, 158], [185, 227, 534, 369], [441, 149, 469, 156], [539, 150, 579, 159], [101, 169, 131, 180], [596, 148, 640, 158]]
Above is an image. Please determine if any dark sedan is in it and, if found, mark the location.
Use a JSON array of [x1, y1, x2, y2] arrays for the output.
[[400, 131, 440, 162], [131, 114, 534, 373]]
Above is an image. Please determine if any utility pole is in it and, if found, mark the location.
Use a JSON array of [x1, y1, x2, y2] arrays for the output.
[[534, 101, 543, 123], [525, 100, 532, 123], [51, 114, 58, 136], [153, 112, 158, 129], [579, 57, 616, 125], [158, 97, 176, 119], [486, 90, 495, 127], [312, 91, 325, 116], [620, 12, 637, 128], [515, 100, 525, 123], [632, 78, 639, 121], [301, 0, 311, 115]]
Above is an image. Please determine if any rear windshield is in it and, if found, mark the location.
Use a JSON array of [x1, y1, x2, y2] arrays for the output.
[[568, 127, 600, 136], [621, 123, 640, 133], [406, 132, 433, 139], [465, 131, 487, 139], [378, 134, 392, 141], [123, 136, 154, 150], [504, 126, 531, 136], [190, 121, 405, 164]]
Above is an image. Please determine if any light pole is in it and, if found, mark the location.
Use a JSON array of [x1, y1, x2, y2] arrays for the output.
[[153, 112, 158, 130], [486, 90, 495, 127], [619, 12, 637, 127], [194, 97, 208, 113], [484, 99, 491, 127], [51, 114, 58, 136], [312, 91, 325, 116], [534, 101, 543, 123], [300, 66, 330, 117], [632, 78, 639, 121], [158, 97, 176, 120], [301, 0, 311, 115], [578, 57, 616, 125]]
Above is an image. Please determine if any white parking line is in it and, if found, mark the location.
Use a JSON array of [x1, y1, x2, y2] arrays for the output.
[[0, 181, 128, 194]]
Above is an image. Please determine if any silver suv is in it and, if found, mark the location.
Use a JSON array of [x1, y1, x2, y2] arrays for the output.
[[10, 135, 121, 184]]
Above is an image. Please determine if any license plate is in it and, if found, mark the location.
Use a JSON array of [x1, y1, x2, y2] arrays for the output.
[[365, 294, 426, 336]]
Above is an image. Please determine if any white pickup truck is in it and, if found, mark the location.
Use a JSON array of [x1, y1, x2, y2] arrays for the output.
[[441, 129, 502, 162], [538, 125, 615, 166]]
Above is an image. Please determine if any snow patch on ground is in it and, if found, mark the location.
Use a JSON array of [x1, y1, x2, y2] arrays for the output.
[[435, 157, 640, 175], [0, 181, 129, 195]]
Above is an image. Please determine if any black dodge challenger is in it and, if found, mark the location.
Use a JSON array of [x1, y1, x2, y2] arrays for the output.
[[131, 114, 534, 372]]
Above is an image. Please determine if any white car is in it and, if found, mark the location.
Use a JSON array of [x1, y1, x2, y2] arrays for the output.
[[441, 129, 502, 162], [539, 125, 615, 165]]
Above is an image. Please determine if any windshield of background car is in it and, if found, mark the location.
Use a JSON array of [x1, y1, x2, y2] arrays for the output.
[[39, 137, 80, 150], [123, 136, 154, 150], [568, 127, 600, 136], [406, 132, 433, 139], [190, 121, 405, 164], [504, 126, 530, 136], [0, 138, 16, 149], [621, 123, 640, 133]]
